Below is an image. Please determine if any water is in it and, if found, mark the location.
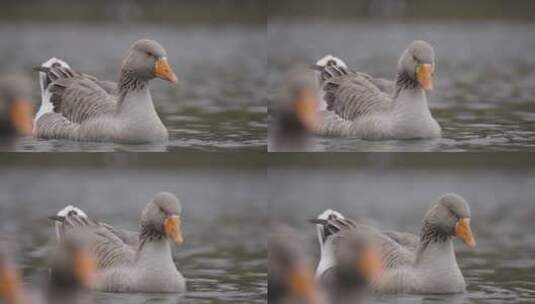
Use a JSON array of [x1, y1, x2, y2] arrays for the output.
[[0, 161, 267, 303], [0, 22, 266, 151], [268, 21, 535, 151], [268, 156, 535, 303]]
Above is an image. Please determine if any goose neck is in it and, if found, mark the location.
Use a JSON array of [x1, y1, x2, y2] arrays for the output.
[[415, 222, 455, 266], [117, 71, 150, 111]]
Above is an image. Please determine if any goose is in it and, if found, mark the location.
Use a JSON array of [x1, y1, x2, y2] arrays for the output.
[[0, 75, 34, 137], [312, 40, 441, 140], [270, 66, 319, 152], [312, 193, 476, 294], [33, 39, 178, 143], [269, 225, 325, 304], [49, 192, 185, 293]]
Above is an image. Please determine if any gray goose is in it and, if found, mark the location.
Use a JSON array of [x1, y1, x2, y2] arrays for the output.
[[313, 193, 476, 294], [50, 192, 185, 293], [0, 75, 34, 137], [34, 39, 178, 143], [313, 40, 441, 140], [270, 66, 319, 152]]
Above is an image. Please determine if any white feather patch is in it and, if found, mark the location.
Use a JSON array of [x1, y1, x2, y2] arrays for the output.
[[316, 54, 347, 68], [56, 205, 87, 218], [315, 55, 347, 111], [315, 209, 346, 277], [54, 204, 87, 242], [34, 57, 71, 124]]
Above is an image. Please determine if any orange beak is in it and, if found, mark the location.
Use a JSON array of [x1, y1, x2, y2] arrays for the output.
[[289, 262, 320, 304], [295, 88, 319, 132], [0, 264, 24, 304], [416, 63, 433, 91], [73, 250, 96, 288], [164, 215, 183, 246], [154, 57, 178, 84], [9, 99, 33, 136], [455, 217, 476, 248], [356, 246, 384, 283]]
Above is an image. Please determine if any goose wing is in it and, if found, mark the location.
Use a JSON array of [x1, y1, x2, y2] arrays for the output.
[[51, 209, 135, 269], [323, 75, 392, 121], [315, 58, 393, 121], [357, 72, 395, 96], [36, 64, 117, 124], [314, 215, 415, 270], [382, 231, 420, 252], [99, 223, 139, 247], [342, 225, 415, 269]]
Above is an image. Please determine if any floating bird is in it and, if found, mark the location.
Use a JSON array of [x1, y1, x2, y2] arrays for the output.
[[49, 192, 185, 293], [312, 193, 475, 294], [313, 40, 441, 140], [34, 39, 178, 143]]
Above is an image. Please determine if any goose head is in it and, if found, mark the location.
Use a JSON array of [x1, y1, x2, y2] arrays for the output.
[[121, 39, 178, 84], [423, 193, 476, 248], [277, 66, 319, 133], [397, 40, 435, 91], [0, 75, 34, 137], [140, 192, 184, 245], [0, 247, 24, 304], [333, 231, 383, 287]]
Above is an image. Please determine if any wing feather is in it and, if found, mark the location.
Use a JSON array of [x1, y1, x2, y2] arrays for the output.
[[323, 75, 392, 121], [52, 213, 135, 269]]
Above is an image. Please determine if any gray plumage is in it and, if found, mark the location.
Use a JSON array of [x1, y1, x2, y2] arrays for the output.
[[34, 39, 177, 143], [51, 192, 186, 293], [314, 193, 474, 294], [313, 41, 441, 140]]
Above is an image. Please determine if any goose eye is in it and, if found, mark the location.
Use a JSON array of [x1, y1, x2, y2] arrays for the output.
[[146, 52, 154, 57]]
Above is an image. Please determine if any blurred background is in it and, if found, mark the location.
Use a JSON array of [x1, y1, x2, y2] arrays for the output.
[[268, 153, 535, 303], [0, 0, 266, 152], [0, 153, 267, 303], [268, 0, 535, 152]]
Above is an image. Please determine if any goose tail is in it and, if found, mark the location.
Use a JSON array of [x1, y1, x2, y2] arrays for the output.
[[34, 58, 71, 123], [310, 209, 346, 277], [315, 54, 348, 69], [312, 55, 349, 111], [49, 205, 87, 243]]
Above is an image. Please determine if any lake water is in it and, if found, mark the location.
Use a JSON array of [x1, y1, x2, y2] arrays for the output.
[[0, 159, 267, 303], [268, 21, 535, 151], [0, 23, 266, 151], [268, 156, 535, 303]]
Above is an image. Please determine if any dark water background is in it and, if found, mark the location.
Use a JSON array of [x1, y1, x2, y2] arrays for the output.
[[268, 154, 535, 303], [0, 155, 267, 303], [268, 21, 535, 151], [0, 22, 266, 151]]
